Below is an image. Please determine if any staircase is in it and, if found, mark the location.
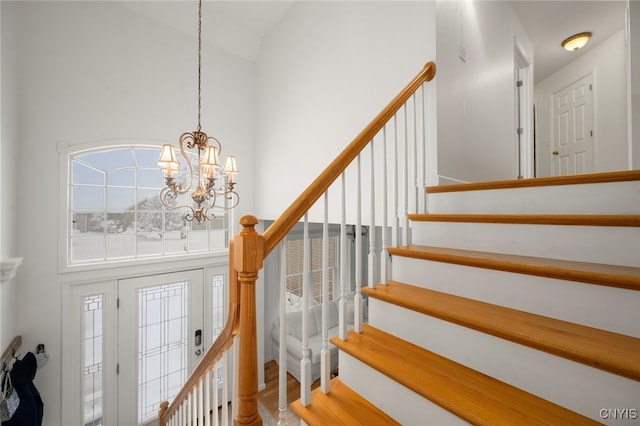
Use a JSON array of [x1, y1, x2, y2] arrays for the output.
[[159, 62, 639, 426], [292, 171, 640, 425]]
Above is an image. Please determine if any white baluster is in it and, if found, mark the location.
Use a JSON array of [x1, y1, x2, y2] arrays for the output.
[[403, 104, 410, 246], [413, 93, 419, 216], [300, 213, 312, 406], [197, 381, 204, 425], [421, 83, 428, 213], [193, 389, 198, 426], [392, 115, 400, 248], [183, 400, 188, 426], [368, 141, 377, 289], [213, 360, 220, 426], [231, 336, 239, 424], [221, 356, 229, 426], [187, 394, 192, 426], [321, 191, 331, 393], [338, 172, 349, 340], [354, 155, 364, 333], [278, 240, 289, 425], [381, 126, 389, 284], [204, 369, 211, 426]]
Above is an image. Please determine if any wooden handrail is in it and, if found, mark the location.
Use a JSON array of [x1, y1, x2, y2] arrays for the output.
[[160, 61, 437, 426], [262, 61, 436, 257], [159, 238, 242, 425]]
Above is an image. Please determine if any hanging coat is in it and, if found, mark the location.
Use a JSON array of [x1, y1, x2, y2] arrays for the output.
[[2, 352, 43, 426]]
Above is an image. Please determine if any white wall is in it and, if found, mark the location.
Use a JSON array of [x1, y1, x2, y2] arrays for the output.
[[254, 1, 436, 222], [535, 30, 629, 176], [1, 1, 19, 352], [436, 0, 533, 183], [254, 0, 435, 369], [630, 0, 640, 169], [15, 2, 255, 424]]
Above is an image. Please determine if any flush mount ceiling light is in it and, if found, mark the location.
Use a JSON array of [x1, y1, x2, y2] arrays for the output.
[[157, 0, 239, 223], [562, 32, 592, 51]]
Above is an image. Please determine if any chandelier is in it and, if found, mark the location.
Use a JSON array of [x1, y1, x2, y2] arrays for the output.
[[157, 0, 239, 223]]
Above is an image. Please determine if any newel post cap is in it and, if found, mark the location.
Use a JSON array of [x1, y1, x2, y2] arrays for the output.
[[424, 61, 436, 80], [234, 215, 264, 273]]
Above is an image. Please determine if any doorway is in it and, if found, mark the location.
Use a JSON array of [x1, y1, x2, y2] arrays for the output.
[[515, 37, 533, 179], [551, 73, 594, 176], [118, 270, 205, 425], [63, 267, 228, 426]]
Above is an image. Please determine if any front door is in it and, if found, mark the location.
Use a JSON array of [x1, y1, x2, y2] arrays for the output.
[[552, 73, 594, 176], [117, 269, 205, 426]]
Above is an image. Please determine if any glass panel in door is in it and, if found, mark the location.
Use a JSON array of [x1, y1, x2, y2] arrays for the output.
[[118, 270, 204, 426]]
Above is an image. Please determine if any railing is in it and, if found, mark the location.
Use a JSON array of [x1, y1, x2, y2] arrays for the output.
[[159, 239, 242, 426], [159, 61, 435, 426]]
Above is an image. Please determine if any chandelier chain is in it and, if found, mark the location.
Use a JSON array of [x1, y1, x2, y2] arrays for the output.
[[157, 0, 239, 223], [197, 0, 202, 132]]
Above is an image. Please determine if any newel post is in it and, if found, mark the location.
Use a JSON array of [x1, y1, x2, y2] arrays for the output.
[[158, 401, 168, 426], [234, 215, 264, 426]]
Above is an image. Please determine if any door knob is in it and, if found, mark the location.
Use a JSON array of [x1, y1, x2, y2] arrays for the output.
[[552, 151, 559, 156]]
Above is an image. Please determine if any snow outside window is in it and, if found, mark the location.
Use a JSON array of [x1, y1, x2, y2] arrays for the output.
[[68, 145, 229, 265]]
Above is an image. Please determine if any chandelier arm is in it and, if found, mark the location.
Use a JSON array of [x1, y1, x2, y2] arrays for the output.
[[208, 136, 222, 156], [184, 205, 198, 222], [204, 181, 239, 209], [223, 191, 240, 209], [159, 185, 180, 207], [178, 132, 196, 194], [159, 186, 199, 217]]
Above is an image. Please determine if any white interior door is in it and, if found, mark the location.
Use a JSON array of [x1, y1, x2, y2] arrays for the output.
[[117, 269, 205, 426], [552, 74, 594, 175]]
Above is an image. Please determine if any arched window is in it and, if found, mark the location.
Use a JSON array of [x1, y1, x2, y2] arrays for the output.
[[66, 144, 229, 266]]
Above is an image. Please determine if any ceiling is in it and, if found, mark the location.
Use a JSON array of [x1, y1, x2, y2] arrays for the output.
[[510, 1, 628, 84], [118, 1, 295, 62], [119, 1, 628, 81]]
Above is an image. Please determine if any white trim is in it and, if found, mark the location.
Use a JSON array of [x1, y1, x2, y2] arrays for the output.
[[437, 175, 468, 186], [514, 36, 533, 179], [61, 280, 118, 426], [58, 139, 233, 273]]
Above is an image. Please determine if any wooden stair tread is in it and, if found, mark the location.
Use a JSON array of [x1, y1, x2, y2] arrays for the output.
[[388, 245, 640, 291], [408, 213, 640, 227], [364, 281, 640, 381], [426, 170, 640, 193], [332, 325, 600, 425], [290, 378, 400, 426]]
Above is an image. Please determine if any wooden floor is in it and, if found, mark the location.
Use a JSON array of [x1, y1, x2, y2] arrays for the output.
[[258, 360, 320, 421]]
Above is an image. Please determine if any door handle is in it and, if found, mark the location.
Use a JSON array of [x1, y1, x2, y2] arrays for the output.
[[552, 151, 559, 156], [195, 329, 202, 347]]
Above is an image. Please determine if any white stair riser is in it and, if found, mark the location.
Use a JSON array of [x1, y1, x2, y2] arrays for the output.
[[369, 299, 640, 423], [337, 351, 469, 426], [427, 181, 640, 215], [411, 221, 640, 267], [391, 256, 640, 337]]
